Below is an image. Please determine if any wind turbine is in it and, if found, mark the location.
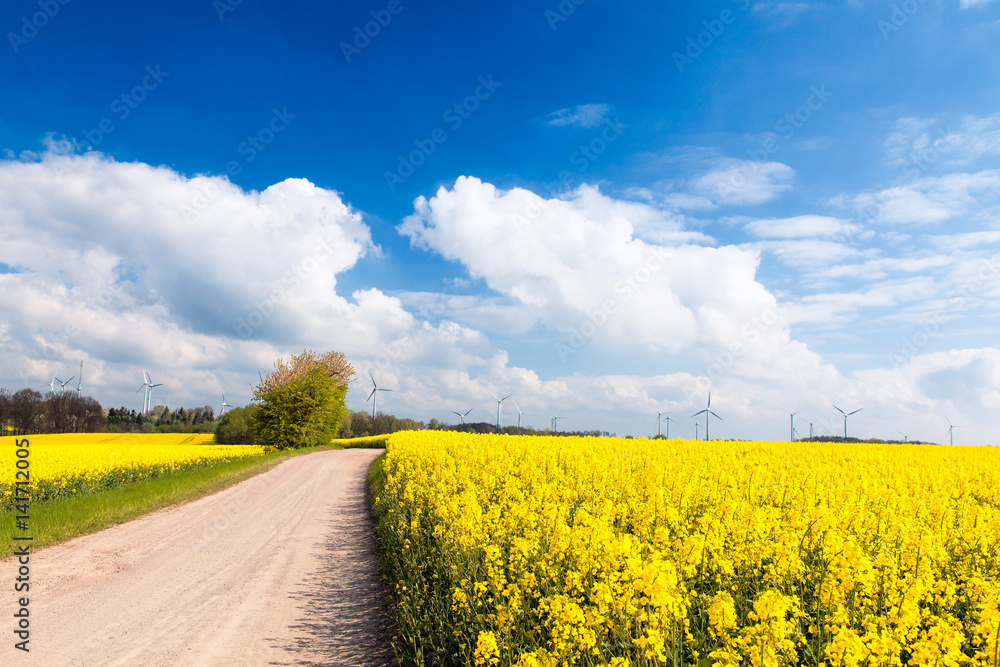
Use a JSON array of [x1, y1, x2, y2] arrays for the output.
[[695, 422, 700, 440], [551, 416, 564, 432], [366, 372, 392, 419], [490, 392, 511, 433], [136, 370, 163, 413], [54, 375, 74, 395], [220, 393, 231, 416], [42, 377, 56, 398], [897, 430, 909, 443], [692, 393, 723, 441], [451, 408, 473, 424], [656, 411, 677, 438], [513, 401, 527, 428], [945, 416, 958, 446], [832, 405, 862, 439], [782, 409, 801, 442], [664, 414, 676, 439]]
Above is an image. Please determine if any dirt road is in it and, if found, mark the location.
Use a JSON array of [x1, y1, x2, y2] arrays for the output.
[[1, 448, 396, 666]]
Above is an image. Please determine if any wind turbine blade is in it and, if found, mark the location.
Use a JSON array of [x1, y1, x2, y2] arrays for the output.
[[381, 388, 393, 392], [849, 408, 863, 416], [369, 372, 377, 387], [367, 388, 376, 401], [501, 394, 511, 401], [692, 409, 707, 418], [144, 370, 151, 384], [464, 409, 473, 417], [707, 392, 711, 408], [832, 405, 845, 416]]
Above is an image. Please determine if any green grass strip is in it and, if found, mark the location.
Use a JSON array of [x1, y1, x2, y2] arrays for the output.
[[1, 444, 341, 558]]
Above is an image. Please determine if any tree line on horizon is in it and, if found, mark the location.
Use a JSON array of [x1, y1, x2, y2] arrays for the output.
[[0, 386, 217, 436]]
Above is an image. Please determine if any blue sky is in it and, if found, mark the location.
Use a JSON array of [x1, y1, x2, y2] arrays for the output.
[[2, 0, 999, 443]]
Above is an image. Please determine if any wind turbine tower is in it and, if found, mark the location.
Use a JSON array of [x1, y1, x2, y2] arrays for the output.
[[366, 373, 392, 420], [77, 361, 83, 397], [782, 409, 801, 442], [513, 401, 527, 428], [832, 405, 862, 439], [692, 393, 723, 441], [136, 370, 163, 414], [490, 393, 511, 433], [656, 411, 677, 438], [945, 417, 957, 446]]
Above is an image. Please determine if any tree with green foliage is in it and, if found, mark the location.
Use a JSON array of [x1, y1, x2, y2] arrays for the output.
[[214, 405, 259, 444], [251, 349, 354, 450]]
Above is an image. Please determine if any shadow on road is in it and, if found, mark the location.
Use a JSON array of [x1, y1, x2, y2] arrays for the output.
[[270, 454, 398, 666]]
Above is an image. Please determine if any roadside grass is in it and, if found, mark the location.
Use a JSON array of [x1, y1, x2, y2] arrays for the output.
[[0, 444, 341, 558]]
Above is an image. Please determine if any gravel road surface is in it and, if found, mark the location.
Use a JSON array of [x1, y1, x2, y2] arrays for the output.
[[1, 448, 396, 666]]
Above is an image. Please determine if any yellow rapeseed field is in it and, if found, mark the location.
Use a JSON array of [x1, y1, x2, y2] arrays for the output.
[[331, 434, 392, 448], [371, 431, 1000, 666], [1, 433, 265, 508]]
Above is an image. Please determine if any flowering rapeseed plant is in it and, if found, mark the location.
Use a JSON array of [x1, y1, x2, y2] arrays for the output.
[[371, 432, 1000, 666], [1, 433, 264, 507]]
